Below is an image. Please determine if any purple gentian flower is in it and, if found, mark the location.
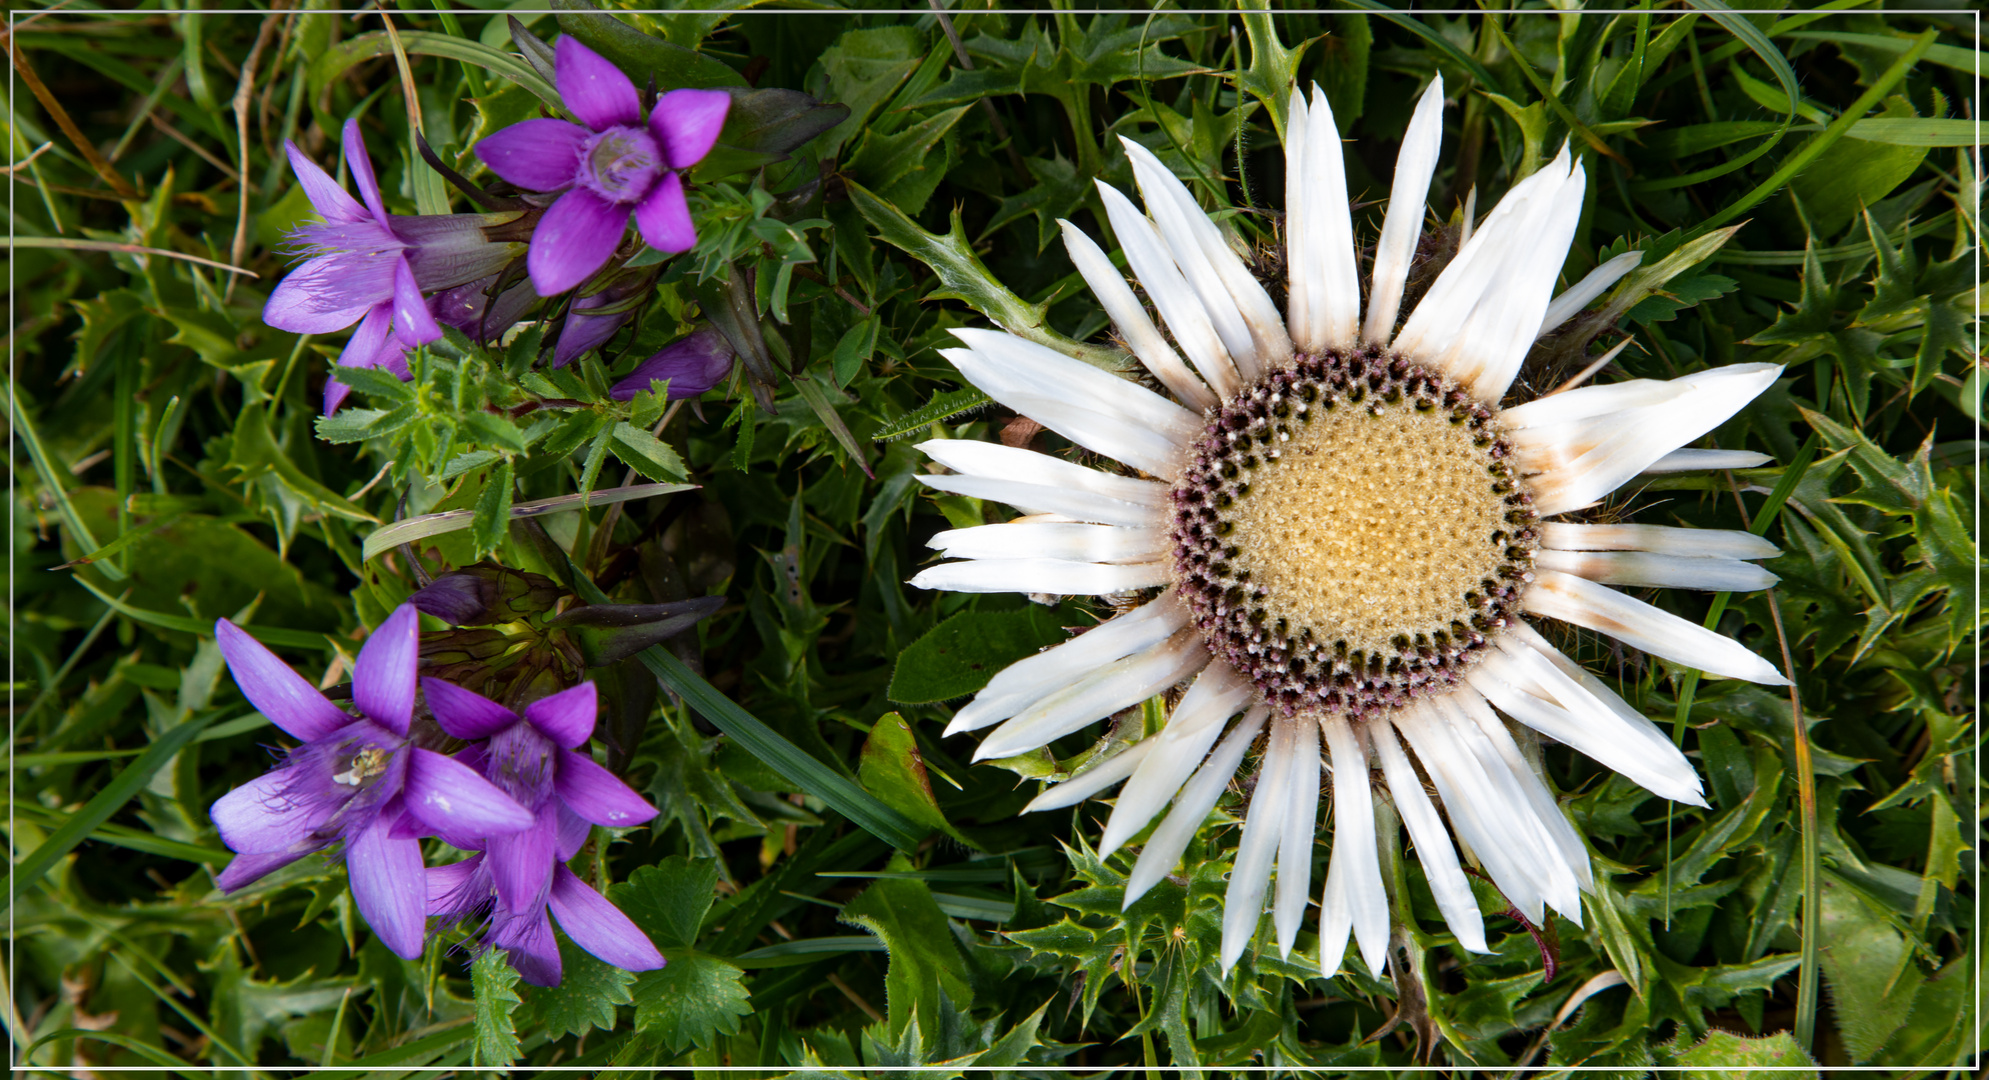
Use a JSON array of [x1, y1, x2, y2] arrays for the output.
[[609, 325, 734, 401], [265, 119, 524, 412], [475, 38, 729, 296], [208, 605, 535, 959], [423, 679, 664, 985]]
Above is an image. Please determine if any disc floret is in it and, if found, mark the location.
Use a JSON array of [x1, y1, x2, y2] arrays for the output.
[[1169, 347, 1538, 717]]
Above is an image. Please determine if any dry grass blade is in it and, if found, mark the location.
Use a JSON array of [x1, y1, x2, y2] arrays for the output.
[[6, 37, 139, 198], [6, 236, 258, 276]]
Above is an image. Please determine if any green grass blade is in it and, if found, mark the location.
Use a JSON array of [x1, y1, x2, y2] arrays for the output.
[[555, 551, 930, 852], [9, 709, 219, 906]]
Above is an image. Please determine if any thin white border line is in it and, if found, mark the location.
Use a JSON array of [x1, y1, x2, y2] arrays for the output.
[[3, 4, 1973, 1074]]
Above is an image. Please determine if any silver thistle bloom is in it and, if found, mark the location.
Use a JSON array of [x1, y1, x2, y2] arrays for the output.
[[908, 79, 1788, 976]]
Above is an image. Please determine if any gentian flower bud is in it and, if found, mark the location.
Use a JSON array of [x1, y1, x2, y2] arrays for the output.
[[609, 326, 734, 401]]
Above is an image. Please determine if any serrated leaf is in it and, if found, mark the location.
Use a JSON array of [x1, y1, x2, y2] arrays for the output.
[[609, 422, 688, 482], [608, 858, 720, 951], [628, 952, 753, 1053], [470, 462, 514, 559], [847, 181, 1128, 372], [515, 936, 637, 1041], [462, 411, 527, 454], [869, 389, 994, 442], [471, 949, 523, 1069], [1667, 1029, 1817, 1075]]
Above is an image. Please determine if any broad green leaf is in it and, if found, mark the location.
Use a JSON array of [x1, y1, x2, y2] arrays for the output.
[[839, 856, 978, 1039], [857, 712, 967, 846], [888, 607, 1071, 704], [1818, 873, 1923, 1063], [1666, 1029, 1818, 1076]]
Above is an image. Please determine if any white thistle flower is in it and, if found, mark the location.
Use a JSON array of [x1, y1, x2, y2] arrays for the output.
[[909, 80, 1788, 976]]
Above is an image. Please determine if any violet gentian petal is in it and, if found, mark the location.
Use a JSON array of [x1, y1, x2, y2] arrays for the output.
[[354, 604, 421, 735], [632, 171, 694, 254], [556, 37, 641, 131], [347, 815, 428, 960], [214, 619, 353, 741], [549, 864, 666, 972], [264, 255, 397, 336], [476, 118, 588, 192], [427, 854, 483, 914], [650, 88, 730, 170], [284, 139, 369, 225], [494, 907, 562, 987], [404, 747, 536, 837], [216, 849, 311, 892], [422, 678, 519, 741], [391, 258, 444, 347], [556, 805, 592, 861], [342, 118, 393, 232], [485, 805, 558, 911], [522, 683, 597, 749], [527, 188, 628, 296], [211, 769, 325, 854], [556, 748, 659, 828]]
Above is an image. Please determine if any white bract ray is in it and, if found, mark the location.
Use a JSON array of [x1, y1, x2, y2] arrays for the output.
[[1121, 140, 1258, 376], [1645, 449, 1774, 473], [1524, 363, 1784, 515], [1059, 220, 1217, 411], [1438, 155, 1588, 403], [1220, 716, 1301, 972], [1287, 85, 1360, 352], [1467, 646, 1705, 808], [929, 522, 1166, 564], [1095, 182, 1242, 399], [1318, 713, 1389, 976], [947, 594, 1189, 736], [1099, 664, 1252, 856], [915, 471, 1158, 529], [973, 629, 1207, 761], [1273, 714, 1322, 957], [1534, 548, 1780, 592], [1020, 739, 1155, 813], [1125, 706, 1267, 908], [1437, 695, 1586, 918], [1121, 137, 1291, 381], [1391, 701, 1551, 923], [1370, 719, 1488, 953], [1363, 75, 1446, 345], [1392, 144, 1573, 382], [1525, 569, 1789, 685], [1539, 249, 1643, 337], [1451, 690, 1593, 894], [908, 557, 1169, 596], [918, 439, 1169, 505], [1538, 522, 1782, 561]]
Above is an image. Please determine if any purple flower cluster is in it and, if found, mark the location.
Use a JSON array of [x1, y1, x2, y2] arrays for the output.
[[210, 604, 662, 985], [263, 120, 520, 413], [261, 38, 732, 408]]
